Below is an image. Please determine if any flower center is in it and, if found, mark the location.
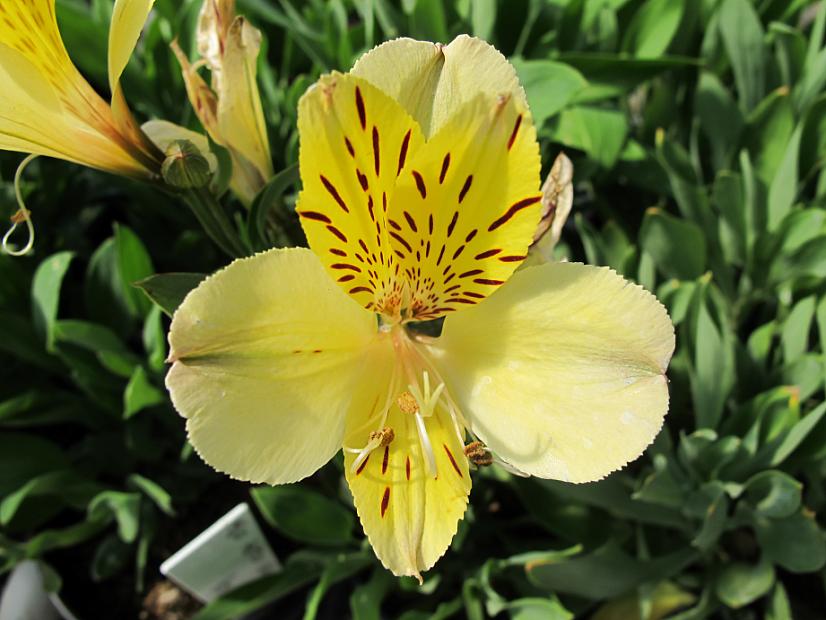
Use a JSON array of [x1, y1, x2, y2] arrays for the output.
[[345, 326, 469, 479]]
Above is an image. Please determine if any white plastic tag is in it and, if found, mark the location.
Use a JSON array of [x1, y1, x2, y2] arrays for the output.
[[160, 503, 281, 603]]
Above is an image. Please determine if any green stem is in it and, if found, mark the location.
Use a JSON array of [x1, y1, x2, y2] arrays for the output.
[[184, 188, 249, 258]]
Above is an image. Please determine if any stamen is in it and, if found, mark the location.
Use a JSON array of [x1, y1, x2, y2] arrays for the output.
[[414, 411, 437, 478], [369, 426, 395, 447], [350, 427, 394, 475], [464, 441, 493, 467], [397, 391, 419, 415]]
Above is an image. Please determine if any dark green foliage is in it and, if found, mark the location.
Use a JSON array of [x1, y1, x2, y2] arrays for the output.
[[1, 0, 825, 618]]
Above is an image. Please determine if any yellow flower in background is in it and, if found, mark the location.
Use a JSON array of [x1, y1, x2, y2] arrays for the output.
[[165, 37, 675, 580], [172, 0, 273, 205], [0, 0, 162, 178]]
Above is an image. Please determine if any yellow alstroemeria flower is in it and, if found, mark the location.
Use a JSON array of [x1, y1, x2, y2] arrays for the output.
[[166, 36, 675, 580], [0, 0, 162, 178], [172, 0, 273, 204]]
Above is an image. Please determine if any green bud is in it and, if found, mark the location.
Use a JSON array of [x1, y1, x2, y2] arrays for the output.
[[161, 140, 212, 189]]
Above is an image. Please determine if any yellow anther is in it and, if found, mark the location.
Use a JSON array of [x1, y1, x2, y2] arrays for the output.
[[396, 391, 419, 415], [464, 441, 493, 467], [369, 426, 395, 447]]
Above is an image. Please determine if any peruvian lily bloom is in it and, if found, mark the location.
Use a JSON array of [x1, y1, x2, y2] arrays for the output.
[[166, 36, 675, 580], [0, 0, 162, 178], [172, 0, 273, 205]]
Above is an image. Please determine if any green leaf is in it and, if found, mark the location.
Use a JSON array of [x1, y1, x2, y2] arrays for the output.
[[551, 106, 628, 168], [767, 124, 802, 231], [526, 541, 697, 600], [639, 208, 707, 280], [781, 296, 815, 363], [715, 559, 775, 608], [192, 556, 324, 620], [696, 72, 743, 168], [134, 273, 206, 317], [692, 300, 734, 429], [743, 471, 802, 519], [114, 224, 154, 317], [470, 0, 496, 40], [123, 366, 165, 419], [755, 510, 826, 573], [90, 534, 131, 582], [128, 474, 175, 516], [350, 568, 394, 620], [0, 433, 67, 496], [744, 88, 795, 185], [251, 485, 355, 546], [506, 598, 573, 620], [556, 53, 700, 92], [24, 518, 109, 556], [31, 251, 74, 350], [88, 491, 142, 543], [247, 165, 300, 250], [53, 319, 140, 378], [712, 171, 747, 265], [621, 0, 684, 58], [766, 583, 792, 620], [718, 0, 766, 111], [511, 59, 588, 128], [689, 482, 729, 552], [303, 551, 372, 620], [1, 470, 100, 526]]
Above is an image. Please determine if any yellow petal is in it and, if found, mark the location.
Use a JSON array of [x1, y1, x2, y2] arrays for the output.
[[108, 0, 155, 95], [296, 72, 424, 316], [197, 0, 236, 73], [0, 1, 157, 176], [345, 396, 470, 579], [166, 247, 386, 485], [429, 262, 675, 483], [351, 35, 526, 137], [108, 0, 161, 166], [387, 92, 541, 320], [171, 40, 220, 138], [0, 46, 146, 176], [215, 16, 273, 203]]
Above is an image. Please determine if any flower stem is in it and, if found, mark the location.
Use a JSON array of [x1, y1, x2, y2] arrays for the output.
[[183, 187, 249, 258]]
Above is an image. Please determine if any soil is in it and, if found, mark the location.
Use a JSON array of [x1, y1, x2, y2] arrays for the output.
[[139, 581, 200, 620]]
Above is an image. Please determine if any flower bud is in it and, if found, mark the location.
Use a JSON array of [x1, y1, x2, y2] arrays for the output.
[[161, 140, 212, 189]]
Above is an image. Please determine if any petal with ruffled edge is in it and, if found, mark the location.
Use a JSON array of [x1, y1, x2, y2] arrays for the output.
[[166, 247, 389, 485], [351, 35, 526, 138], [428, 262, 675, 483]]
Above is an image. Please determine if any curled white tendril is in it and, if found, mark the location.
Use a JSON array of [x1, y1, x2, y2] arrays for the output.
[[2, 154, 39, 257]]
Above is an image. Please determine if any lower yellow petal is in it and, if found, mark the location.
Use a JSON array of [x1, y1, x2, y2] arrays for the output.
[[429, 262, 675, 483], [166, 247, 386, 485], [345, 398, 470, 580]]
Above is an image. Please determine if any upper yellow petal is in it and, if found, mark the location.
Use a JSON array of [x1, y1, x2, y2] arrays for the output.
[[215, 16, 273, 203], [296, 72, 425, 317], [108, 0, 155, 96], [166, 247, 386, 485], [108, 0, 162, 168], [428, 261, 675, 483], [386, 91, 541, 320], [0, 0, 158, 176], [351, 35, 527, 138]]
